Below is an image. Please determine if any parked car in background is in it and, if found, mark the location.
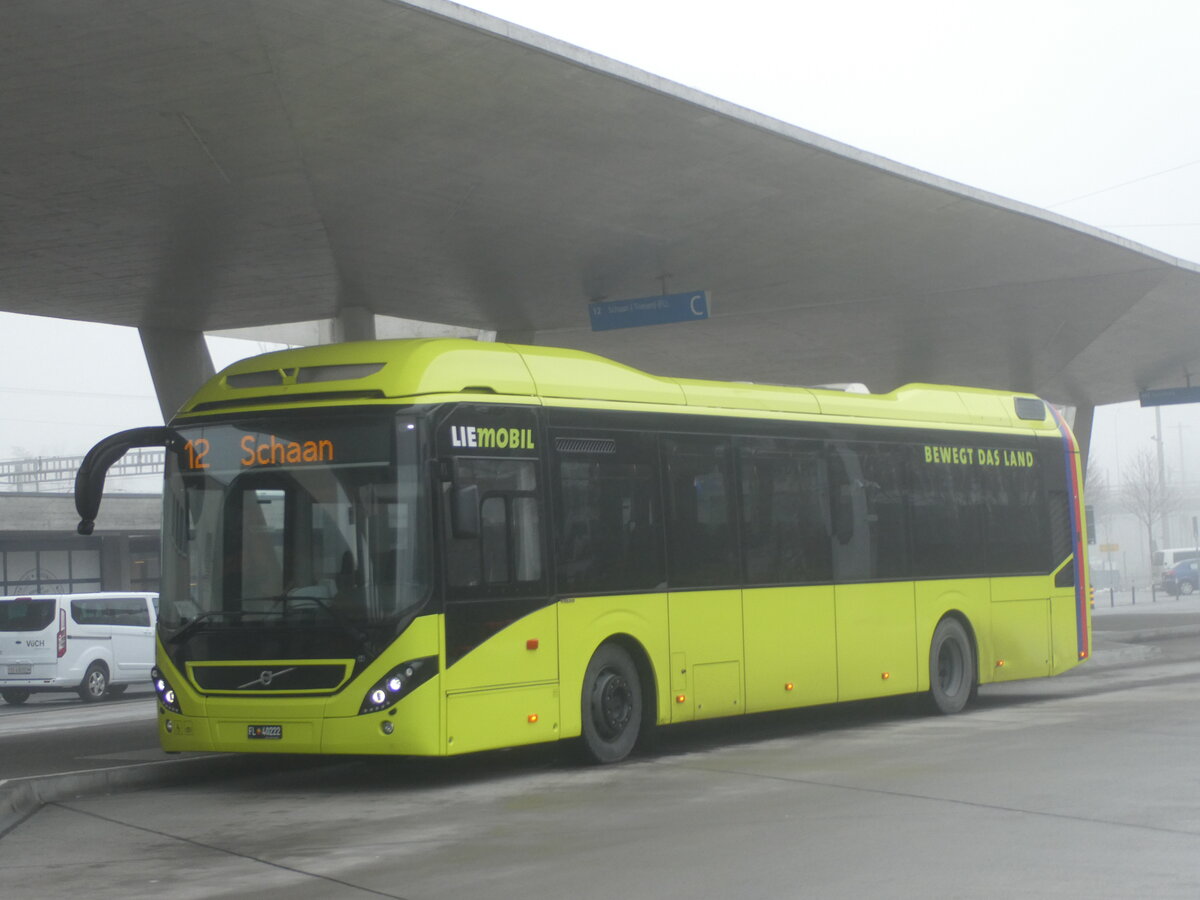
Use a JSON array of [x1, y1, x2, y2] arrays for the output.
[[0, 592, 158, 705], [1152, 547, 1200, 587], [1163, 560, 1200, 596]]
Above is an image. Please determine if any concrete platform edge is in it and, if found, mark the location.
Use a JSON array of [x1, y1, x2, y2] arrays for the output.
[[0, 754, 247, 838]]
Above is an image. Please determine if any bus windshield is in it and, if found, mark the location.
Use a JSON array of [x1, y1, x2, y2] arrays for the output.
[[159, 414, 429, 658]]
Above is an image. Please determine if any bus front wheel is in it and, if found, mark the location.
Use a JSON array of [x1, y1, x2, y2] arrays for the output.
[[927, 618, 975, 715], [580, 643, 643, 764]]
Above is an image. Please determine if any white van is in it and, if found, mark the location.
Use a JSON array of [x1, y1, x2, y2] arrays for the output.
[[0, 592, 158, 705], [1152, 547, 1200, 587]]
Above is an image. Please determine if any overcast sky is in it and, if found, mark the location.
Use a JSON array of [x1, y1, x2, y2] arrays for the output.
[[3, 0, 1199, 483]]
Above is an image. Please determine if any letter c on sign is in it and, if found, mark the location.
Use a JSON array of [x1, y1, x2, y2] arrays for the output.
[[690, 294, 705, 316]]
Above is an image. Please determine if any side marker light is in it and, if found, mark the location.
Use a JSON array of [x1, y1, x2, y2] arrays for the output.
[[527, 714, 539, 724], [996, 659, 1006, 668], [785, 682, 794, 692], [675, 694, 686, 704], [881, 672, 890, 680]]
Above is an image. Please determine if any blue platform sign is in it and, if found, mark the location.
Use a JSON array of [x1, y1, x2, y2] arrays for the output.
[[1139, 386, 1200, 407], [588, 290, 710, 332]]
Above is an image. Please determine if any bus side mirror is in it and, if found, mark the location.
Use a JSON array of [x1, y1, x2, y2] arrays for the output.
[[451, 484, 481, 539], [75, 426, 182, 535]]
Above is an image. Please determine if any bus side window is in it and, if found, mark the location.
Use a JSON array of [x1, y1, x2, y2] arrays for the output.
[[737, 437, 832, 585], [443, 458, 544, 596], [984, 451, 1047, 574], [551, 430, 664, 594], [829, 442, 911, 581], [662, 435, 738, 588]]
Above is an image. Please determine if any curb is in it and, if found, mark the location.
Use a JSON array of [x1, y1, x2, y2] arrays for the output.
[[0, 753, 309, 838], [1093, 624, 1200, 644]]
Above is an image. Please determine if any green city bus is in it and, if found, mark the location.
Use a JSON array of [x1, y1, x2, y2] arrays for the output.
[[76, 339, 1090, 763]]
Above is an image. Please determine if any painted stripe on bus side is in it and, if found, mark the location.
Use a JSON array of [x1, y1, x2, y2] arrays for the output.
[[1050, 405, 1089, 659]]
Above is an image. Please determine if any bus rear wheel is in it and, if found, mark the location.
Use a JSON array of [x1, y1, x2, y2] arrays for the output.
[[927, 618, 975, 715], [580, 643, 643, 764]]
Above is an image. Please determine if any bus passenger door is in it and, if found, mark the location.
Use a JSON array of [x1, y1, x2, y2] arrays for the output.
[[667, 590, 742, 722], [829, 441, 918, 701], [834, 583, 917, 700], [662, 435, 744, 722], [742, 585, 837, 712], [737, 437, 837, 712]]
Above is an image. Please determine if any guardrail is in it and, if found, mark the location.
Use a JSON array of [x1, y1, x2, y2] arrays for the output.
[[0, 450, 164, 491], [1092, 585, 1197, 609]]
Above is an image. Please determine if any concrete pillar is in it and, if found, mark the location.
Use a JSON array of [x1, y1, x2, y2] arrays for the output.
[[100, 535, 131, 591], [139, 327, 216, 422], [332, 306, 377, 343], [1073, 404, 1095, 480]]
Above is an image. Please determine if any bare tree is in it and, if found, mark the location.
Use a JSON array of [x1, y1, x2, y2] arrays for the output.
[[1120, 448, 1185, 577], [1084, 457, 1110, 512]]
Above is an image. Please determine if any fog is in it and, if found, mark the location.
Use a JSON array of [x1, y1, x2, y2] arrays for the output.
[[3, 1, 1198, 579]]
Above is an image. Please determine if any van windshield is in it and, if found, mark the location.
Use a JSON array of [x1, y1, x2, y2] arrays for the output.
[[0, 598, 55, 632]]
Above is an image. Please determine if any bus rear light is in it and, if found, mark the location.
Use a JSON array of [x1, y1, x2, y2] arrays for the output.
[[56, 609, 67, 658]]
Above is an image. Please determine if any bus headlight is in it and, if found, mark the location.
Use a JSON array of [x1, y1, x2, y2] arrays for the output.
[[151, 667, 183, 714], [358, 656, 437, 715]]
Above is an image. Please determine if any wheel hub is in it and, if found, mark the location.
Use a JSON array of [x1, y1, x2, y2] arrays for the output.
[[592, 669, 632, 739]]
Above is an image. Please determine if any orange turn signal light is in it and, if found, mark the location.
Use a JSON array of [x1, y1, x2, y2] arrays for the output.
[[785, 682, 794, 692], [527, 714, 539, 724], [675, 694, 687, 704]]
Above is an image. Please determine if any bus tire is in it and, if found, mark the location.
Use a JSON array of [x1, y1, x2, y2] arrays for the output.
[[79, 662, 109, 703], [927, 618, 975, 715], [1, 688, 31, 705], [580, 643, 643, 764]]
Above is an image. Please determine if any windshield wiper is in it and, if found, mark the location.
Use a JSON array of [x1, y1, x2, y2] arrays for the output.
[[164, 598, 370, 650], [164, 610, 234, 645], [275, 594, 370, 647]]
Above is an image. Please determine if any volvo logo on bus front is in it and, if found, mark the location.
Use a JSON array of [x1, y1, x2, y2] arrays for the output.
[[239, 667, 296, 690]]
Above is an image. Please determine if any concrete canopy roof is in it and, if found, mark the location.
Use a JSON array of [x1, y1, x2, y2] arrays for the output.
[[3, 0, 1199, 407]]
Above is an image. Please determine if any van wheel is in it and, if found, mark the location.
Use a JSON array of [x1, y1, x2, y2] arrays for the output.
[[1181, 581, 1194, 595], [79, 662, 109, 702], [1, 688, 31, 705]]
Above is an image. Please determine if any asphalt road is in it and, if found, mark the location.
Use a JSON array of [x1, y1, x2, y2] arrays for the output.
[[1, 611, 1198, 899]]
